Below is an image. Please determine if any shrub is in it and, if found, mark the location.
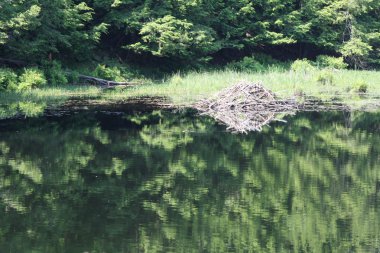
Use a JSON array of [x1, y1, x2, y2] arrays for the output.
[[351, 81, 368, 93], [18, 68, 47, 91], [43, 60, 68, 86], [316, 71, 334, 85], [253, 53, 281, 66], [226, 56, 266, 72], [93, 64, 125, 82], [316, 55, 348, 69], [67, 71, 80, 84], [291, 59, 315, 73], [0, 68, 18, 91]]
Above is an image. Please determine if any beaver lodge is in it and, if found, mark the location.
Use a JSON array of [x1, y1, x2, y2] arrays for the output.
[[194, 81, 348, 134]]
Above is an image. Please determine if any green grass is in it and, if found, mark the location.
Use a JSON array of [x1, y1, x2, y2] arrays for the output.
[[104, 68, 380, 107], [1, 68, 380, 110]]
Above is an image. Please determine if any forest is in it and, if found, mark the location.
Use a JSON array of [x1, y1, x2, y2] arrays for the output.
[[1, 0, 379, 74]]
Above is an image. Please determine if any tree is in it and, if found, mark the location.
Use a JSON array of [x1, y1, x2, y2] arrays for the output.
[[0, 1, 40, 45], [0, 0, 107, 63]]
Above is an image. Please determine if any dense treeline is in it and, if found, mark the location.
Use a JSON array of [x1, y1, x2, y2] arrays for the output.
[[1, 0, 379, 70]]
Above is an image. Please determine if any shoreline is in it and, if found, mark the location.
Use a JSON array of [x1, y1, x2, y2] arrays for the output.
[[1, 69, 380, 120]]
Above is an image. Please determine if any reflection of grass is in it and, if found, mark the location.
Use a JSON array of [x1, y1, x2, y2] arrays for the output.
[[0, 85, 102, 103], [0, 69, 380, 111], [0, 86, 102, 119], [0, 101, 48, 119]]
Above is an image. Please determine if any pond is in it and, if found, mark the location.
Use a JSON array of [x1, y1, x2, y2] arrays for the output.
[[0, 107, 379, 252]]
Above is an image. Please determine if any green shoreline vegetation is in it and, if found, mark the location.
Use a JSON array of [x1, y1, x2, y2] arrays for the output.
[[1, 0, 380, 118], [1, 60, 380, 107], [1, 67, 380, 120]]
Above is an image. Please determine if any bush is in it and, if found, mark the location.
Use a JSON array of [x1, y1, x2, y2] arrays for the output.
[[291, 59, 315, 73], [316, 71, 334, 85], [18, 68, 47, 91], [253, 53, 281, 66], [0, 68, 18, 91], [316, 55, 348, 69], [43, 60, 68, 86], [351, 81, 368, 93], [226, 56, 266, 72], [66, 70, 80, 84], [93, 64, 125, 82]]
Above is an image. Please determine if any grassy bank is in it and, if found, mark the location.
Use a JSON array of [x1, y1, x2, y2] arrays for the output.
[[1, 68, 380, 113], [108, 69, 380, 106]]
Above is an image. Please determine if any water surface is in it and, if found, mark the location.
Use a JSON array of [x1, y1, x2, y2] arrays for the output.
[[0, 109, 379, 252]]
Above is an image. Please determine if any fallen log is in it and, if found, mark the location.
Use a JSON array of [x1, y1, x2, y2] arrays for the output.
[[78, 74, 140, 87]]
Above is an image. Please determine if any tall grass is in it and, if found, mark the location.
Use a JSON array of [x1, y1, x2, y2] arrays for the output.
[[104, 68, 380, 106]]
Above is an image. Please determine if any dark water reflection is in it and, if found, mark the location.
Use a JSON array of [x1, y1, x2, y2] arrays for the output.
[[0, 109, 379, 253]]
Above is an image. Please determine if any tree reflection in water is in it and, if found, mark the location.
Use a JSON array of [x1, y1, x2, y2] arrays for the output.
[[0, 110, 379, 252]]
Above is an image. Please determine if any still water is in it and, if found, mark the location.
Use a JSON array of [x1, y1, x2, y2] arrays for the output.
[[0, 108, 379, 253]]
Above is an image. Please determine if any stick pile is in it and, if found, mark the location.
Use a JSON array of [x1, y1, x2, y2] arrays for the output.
[[194, 82, 299, 133]]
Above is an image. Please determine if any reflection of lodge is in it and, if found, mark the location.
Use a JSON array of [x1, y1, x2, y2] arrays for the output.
[[195, 82, 349, 133]]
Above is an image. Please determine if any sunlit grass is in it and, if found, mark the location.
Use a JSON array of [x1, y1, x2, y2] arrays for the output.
[[104, 69, 380, 106]]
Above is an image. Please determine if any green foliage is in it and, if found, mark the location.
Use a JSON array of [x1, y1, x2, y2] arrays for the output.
[[316, 70, 334, 85], [66, 71, 80, 84], [226, 56, 266, 72], [18, 68, 47, 90], [43, 61, 68, 86], [316, 55, 348, 69], [291, 59, 315, 73], [0, 0, 106, 63], [253, 53, 282, 66], [169, 73, 184, 86], [0, 68, 18, 91], [0, 0, 380, 70], [17, 101, 46, 117], [0, 3, 41, 45], [341, 38, 373, 68], [93, 64, 125, 82], [351, 81, 368, 93], [128, 15, 216, 59]]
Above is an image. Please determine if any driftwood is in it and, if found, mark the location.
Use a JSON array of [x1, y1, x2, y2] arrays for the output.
[[78, 74, 139, 87], [194, 81, 349, 134]]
